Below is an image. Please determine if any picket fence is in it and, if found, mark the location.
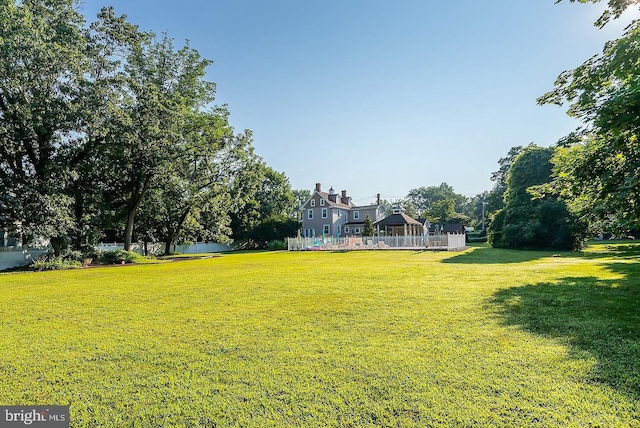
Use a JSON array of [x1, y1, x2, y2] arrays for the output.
[[287, 234, 467, 251], [96, 242, 232, 255]]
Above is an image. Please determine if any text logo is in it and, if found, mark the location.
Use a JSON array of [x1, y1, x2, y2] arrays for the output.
[[0, 407, 69, 428]]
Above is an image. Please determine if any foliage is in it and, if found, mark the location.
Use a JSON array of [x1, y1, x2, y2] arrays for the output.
[[538, 1, 640, 235], [489, 145, 584, 250], [559, 0, 640, 27], [362, 214, 375, 236], [405, 183, 467, 217], [0, 2, 291, 254], [1, 247, 640, 425], [0, 0, 88, 255], [243, 215, 301, 248], [291, 189, 312, 220], [31, 254, 82, 271], [486, 145, 525, 214], [266, 240, 287, 250], [230, 162, 297, 241], [100, 249, 141, 264]]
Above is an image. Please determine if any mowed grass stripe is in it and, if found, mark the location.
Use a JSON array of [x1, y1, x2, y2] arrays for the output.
[[0, 246, 638, 426]]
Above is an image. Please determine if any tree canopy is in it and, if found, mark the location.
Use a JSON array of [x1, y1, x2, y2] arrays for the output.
[[489, 145, 584, 250], [538, 0, 640, 235], [0, 1, 295, 255]]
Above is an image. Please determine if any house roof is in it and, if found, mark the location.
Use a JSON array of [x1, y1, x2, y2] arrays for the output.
[[442, 223, 465, 233], [374, 213, 423, 227], [317, 191, 353, 209]]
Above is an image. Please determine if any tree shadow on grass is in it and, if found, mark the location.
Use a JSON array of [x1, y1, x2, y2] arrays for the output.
[[489, 263, 640, 399], [441, 246, 570, 264]]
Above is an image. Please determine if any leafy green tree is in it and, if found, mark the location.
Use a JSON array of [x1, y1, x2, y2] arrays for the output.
[[538, 0, 640, 235], [486, 146, 525, 214], [101, 32, 216, 250], [153, 111, 255, 254], [428, 199, 456, 224], [405, 183, 467, 217], [362, 214, 375, 237], [560, 0, 640, 27], [0, 0, 89, 254], [230, 161, 296, 242], [291, 189, 312, 220], [488, 145, 583, 250], [244, 215, 300, 248]]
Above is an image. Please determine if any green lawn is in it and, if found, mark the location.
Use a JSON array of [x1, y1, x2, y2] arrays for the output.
[[1, 244, 639, 426]]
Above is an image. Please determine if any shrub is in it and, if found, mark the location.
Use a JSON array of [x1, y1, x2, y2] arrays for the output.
[[62, 249, 84, 262], [31, 256, 81, 271], [266, 240, 287, 251], [101, 250, 140, 264], [79, 245, 102, 261]]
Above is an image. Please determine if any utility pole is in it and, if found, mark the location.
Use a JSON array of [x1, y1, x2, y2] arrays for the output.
[[481, 199, 487, 232]]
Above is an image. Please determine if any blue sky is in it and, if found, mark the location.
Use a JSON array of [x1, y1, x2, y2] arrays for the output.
[[82, 1, 637, 204]]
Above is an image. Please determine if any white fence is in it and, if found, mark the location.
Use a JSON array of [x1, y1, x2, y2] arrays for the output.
[[0, 248, 51, 271], [287, 234, 467, 251], [96, 242, 232, 255]]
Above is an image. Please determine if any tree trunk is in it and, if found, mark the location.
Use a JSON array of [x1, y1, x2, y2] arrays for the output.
[[164, 237, 173, 256], [51, 237, 62, 257], [123, 178, 151, 251], [124, 209, 136, 251]]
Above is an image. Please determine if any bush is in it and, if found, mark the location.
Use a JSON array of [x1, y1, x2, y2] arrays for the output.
[[266, 240, 287, 251], [79, 245, 102, 261], [31, 255, 81, 271], [62, 249, 84, 262], [101, 250, 140, 264]]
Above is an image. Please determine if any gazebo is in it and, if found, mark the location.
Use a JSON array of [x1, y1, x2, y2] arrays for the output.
[[373, 206, 424, 236]]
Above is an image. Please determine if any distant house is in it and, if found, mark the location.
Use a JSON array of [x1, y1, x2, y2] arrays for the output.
[[301, 183, 385, 237]]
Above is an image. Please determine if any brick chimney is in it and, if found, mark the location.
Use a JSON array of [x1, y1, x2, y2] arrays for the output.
[[377, 193, 381, 205], [315, 183, 321, 192]]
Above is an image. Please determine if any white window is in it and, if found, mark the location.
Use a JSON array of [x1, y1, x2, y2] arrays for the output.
[[320, 199, 325, 206], [337, 209, 341, 217], [323, 224, 330, 235], [355, 228, 361, 234], [308, 209, 313, 219], [344, 226, 349, 233], [311, 200, 315, 207], [354, 211, 360, 220], [322, 208, 327, 218]]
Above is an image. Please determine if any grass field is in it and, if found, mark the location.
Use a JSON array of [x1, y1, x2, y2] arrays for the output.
[[1, 244, 639, 426]]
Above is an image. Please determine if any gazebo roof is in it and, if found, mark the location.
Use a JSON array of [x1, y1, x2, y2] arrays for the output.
[[373, 213, 423, 227]]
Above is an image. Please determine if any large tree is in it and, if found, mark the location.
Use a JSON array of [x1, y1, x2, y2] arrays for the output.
[[488, 145, 583, 250], [102, 32, 216, 250], [538, 0, 640, 234], [145, 110, 256, 254], [0, 0, 89, 254], [405, 183, 467, 218], [230, 161, 296, 244]]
